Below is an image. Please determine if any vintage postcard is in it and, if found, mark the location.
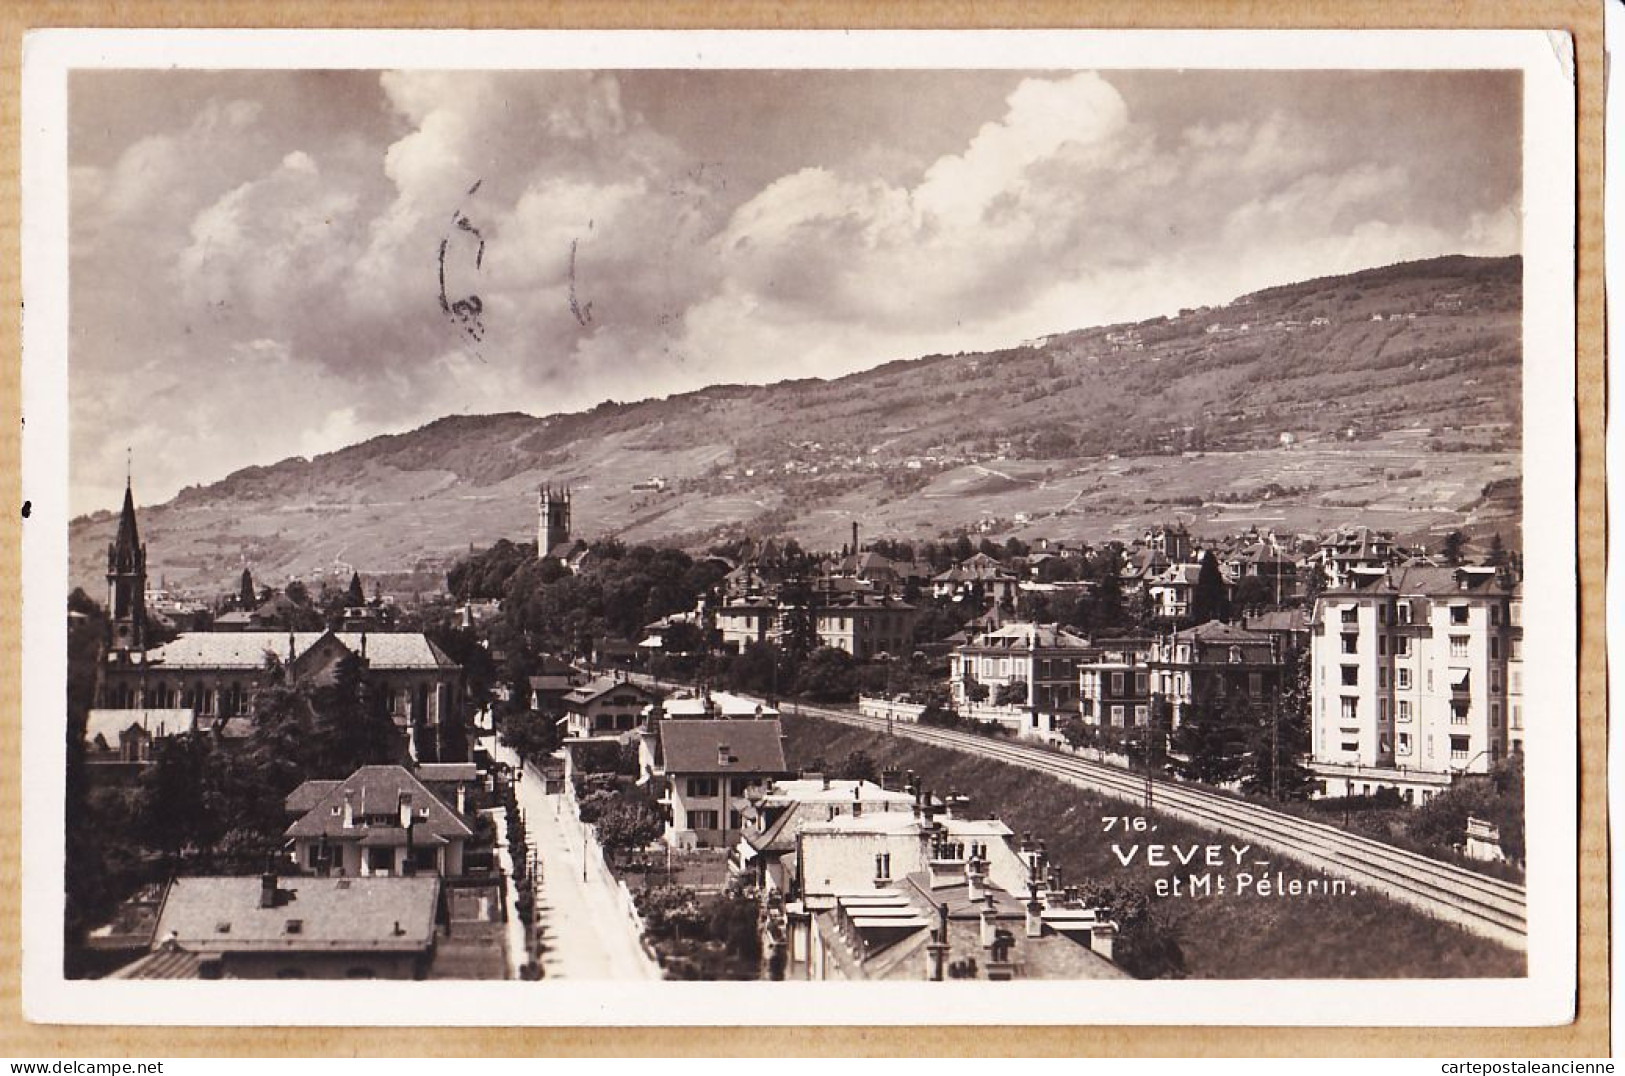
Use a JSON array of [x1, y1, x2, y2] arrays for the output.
[[18, 28, 1579, 1027]]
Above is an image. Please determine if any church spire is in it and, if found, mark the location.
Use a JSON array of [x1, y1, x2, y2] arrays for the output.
[[106, 474, 147, 653]]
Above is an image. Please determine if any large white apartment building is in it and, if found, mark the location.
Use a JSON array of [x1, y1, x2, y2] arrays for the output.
[[1309, 564, 1519, 802]]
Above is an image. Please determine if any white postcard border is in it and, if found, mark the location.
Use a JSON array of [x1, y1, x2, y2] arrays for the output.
[[20, 27, 1578, 1027]]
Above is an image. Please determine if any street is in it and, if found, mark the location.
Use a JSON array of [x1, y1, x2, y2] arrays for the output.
[[489, 738, 661, 980]]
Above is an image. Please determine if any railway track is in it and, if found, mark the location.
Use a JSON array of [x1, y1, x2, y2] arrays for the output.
[[787, 700, 1528, 951]]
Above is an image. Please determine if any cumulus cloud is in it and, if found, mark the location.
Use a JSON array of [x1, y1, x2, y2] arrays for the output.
[[68, 68, 1521, 514]]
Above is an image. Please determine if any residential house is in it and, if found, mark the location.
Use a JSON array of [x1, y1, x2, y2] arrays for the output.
[[560, 676, 662, 738], [1312, 526, 1400, 589], [527, 654, 584, 718], [1147, 620, 1284, 728], [716, 598, 780, 653], [643, 718, 790, 850], [111, 873, 441, 980], [814, 594, 918, 660], [736, 775, 917, 892], [284, 765, 473, 878], [774, 792, 1124, 981], [932, 553, 1020, 607], [1145, 563, 1206, 622], [1308, 565, 1518, 802], [1244, 608, 1312, 655], [82, 707, 194, 766], [948, 622, 1095, 738], [1078, 638, 1156, 729]]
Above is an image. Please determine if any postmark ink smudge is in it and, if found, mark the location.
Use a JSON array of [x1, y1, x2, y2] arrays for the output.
[[437, 179, 489, 356], [568, 238, 594, 328]]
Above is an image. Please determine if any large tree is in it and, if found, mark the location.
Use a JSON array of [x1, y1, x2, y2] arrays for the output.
[[1189, 551, 1231, 625], [1441, 530, 1468, 566], [1171, 696, 1251, 786], [1241, 649, 1316, 800]]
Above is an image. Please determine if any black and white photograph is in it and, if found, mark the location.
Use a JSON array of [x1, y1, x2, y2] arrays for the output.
[[20, 28, 1578, 1026]]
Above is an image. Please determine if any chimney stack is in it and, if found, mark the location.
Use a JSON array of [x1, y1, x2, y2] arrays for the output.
[[852, 521, 859, 556], [852, 785, 862, 817], [1089, 921, 1118, 962], [259, 870, 278, 910], [342, 790, 354, 829]]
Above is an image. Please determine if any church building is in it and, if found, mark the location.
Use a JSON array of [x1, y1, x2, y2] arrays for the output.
[[90, 480, 466, 762]]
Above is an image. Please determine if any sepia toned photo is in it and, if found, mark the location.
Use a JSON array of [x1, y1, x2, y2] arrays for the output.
[[20, 28, 1579, 1026]]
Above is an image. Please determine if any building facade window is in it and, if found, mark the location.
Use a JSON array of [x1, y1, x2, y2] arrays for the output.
[[1451, 605, 1469, 626], [686, 778, 719, 798], [686, 809, 720, 831], [1341, 666, 1358, 686], [1340, 697, 1358, 721], [1450, 635, 1469, 659], [1397, 699, 1412, 723], [1397, 667, 1411, 689], [1341, 634, 1358, 654]]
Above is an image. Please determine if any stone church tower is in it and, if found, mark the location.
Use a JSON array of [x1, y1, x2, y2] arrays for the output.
[[538, 484, 572, 559], [106, 478, 148, 654]]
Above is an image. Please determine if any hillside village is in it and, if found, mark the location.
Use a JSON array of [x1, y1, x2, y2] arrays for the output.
[[65, 255, 1521, 598], [69, 452, 1527, 982]]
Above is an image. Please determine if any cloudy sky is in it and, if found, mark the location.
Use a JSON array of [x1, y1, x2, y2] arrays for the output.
[[68, 68, 1520, 515]]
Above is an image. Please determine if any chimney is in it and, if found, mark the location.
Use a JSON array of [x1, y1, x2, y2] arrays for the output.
[[926, 902, 950, 982], [965, 853, 986, 903], [1090, 920, 1118, 962], [852, 521, 859, 555], [852, 785, 862, 817], [717, 744, 732, 767], [1025, 896, 1044, 939], [342, 790, 354, 829], [401, 793, 415, 877], [456, 783, 466, 815], [979, 906, 996, 949], [259, 871, 278, 909]]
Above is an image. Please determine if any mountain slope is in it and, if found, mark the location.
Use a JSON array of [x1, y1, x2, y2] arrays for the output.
[[70, 255, 1522, 595]]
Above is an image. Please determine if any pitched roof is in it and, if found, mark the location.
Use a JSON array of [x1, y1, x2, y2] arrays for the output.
[[107, 945, 203, 980], [661, 692, 779, 719], [968, 622, 1092, 649], [283, 780, 342, 815], [284, 765, 472, 843], [1171, 620, 1271, 644], [659, 719, 788, 775], [562, 676, 658, 707], [141, 631, 458, 671], [153, 875, 441, 953], [414, 763, 479, 784], [1149, 563, 1203, 586], [84, 708, 193, 748], [1245, 609, 1309, 634]]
